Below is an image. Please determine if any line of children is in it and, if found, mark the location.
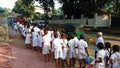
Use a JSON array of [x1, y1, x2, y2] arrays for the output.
[[15, 22, 120, 68]]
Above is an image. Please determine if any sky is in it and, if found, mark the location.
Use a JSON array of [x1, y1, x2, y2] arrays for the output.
[[0, 0, 17, 9], [0, 0, 61, 9]]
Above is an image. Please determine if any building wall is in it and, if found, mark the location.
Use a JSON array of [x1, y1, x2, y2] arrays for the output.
[[47, 14, 111, 28]]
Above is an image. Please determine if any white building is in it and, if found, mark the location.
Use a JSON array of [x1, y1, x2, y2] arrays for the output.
[[35, 7, 44, 14]]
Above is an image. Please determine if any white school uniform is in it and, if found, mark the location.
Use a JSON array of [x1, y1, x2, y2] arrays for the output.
[[76, 39, 88, 59], [37, 30, 43, 47], [25, 33, 31, 44], [57, 31, 61, 39], [61, 39, 68, 59], [104, 49, 110, 64], [68, 39, 76, 58], [42, 35, 51, 54], [33, 27, 40, 33], [108, 52, 120, 68], [14, 23, 18, 31], [73, 37, 79, 54], [95, 49, 105, 68], [41, 30, 44, 36], [47, 31, 53, 42], [52, 38, 63, 59], [32, 32, 38, 47]]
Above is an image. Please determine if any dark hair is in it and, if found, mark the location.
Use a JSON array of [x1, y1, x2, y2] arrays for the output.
[[31, 28, 34, 32], [80, 34, 84, 39], [112, 45, 119, 53], [54, 33, 58, 38], [73, 32, 77, 36], [105, 42, 111, 49], [97, 42, 104, 49]]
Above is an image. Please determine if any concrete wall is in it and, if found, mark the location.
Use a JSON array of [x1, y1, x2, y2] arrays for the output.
[[47, 14, 111, 28]]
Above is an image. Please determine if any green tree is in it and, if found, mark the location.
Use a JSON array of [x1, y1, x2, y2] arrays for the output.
[[33, 12, 42, 20], [57, 0, 112, 18], [3, 8, 16, 17], [54, 9, 58, 15], [35, 0, 54, 22], [13, 0, 35, 19]]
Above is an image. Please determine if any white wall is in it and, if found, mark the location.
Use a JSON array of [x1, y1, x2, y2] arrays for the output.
[[41, 14, 111, 28]]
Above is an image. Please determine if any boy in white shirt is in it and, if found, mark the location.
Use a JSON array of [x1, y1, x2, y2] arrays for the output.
[[52, 34, 63, 68], [68, 36, 76, 67], [61, 34, 68, 67], [42, 30, 51, 63], [76, 34, 89, 68]]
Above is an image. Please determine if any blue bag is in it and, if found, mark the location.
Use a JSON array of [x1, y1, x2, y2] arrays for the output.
[[86, 56, 91, 64]]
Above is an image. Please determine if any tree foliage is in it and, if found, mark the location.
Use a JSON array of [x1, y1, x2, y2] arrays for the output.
[[13, 0, 35, 19], [33, 12, 42, 20], [35, 0, 54, 12], [58, 0, 112, 18]]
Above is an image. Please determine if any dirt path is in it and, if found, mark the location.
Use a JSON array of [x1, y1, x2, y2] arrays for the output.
[[10, 44, 54, 68], [5, 30, 55, 68]]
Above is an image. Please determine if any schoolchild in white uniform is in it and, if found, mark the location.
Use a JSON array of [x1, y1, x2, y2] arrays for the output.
[[22, 25, 26, 39], [42, 30, 51, 63], [41, 27, 44, 36], [31, 29, 38, 50], [94, 42, 105, 68], [52, 34, 63, 68], [73, 33, 79, 53], [72, 33, 78, 64], [61, 34, 68, 67], [68, 35, 77, 67], [14, 23, 18, 32], [37, 30, 43, 52], [108, 45, 120, 68], [76, 34, 89, 68], [104, 42, 111, 67], [33, 24, 40, 33], [25, 25, 31, 48]]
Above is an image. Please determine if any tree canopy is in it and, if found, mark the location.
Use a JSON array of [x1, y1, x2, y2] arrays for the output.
[[13, 0, 35, 19], [58, 0, 113, 18]]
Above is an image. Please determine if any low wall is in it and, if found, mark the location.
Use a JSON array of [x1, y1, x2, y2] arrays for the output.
[[47, 14, 111, 28]]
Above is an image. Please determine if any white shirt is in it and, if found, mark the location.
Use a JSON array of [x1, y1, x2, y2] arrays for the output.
[[105, 49, 110, 57], [61, 39, 67, 51], [33, 27, 40, 33], [110, 52, 120, 68], [68, 39, 76, 51], [41, 30, 44, 36], [73, 37, 78, 47], [57, 31, 61, 39], [52, 38, 63, 50], [32, 32, 37, 39], [95, 49, 106, 68], [95, 37, 104, 45], [47, 31, 53, 41], [76, 39, 88, 54], [42, 35, 50, 47]]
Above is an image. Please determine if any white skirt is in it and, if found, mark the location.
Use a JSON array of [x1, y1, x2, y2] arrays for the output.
[[32, 38, 38, 47]]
